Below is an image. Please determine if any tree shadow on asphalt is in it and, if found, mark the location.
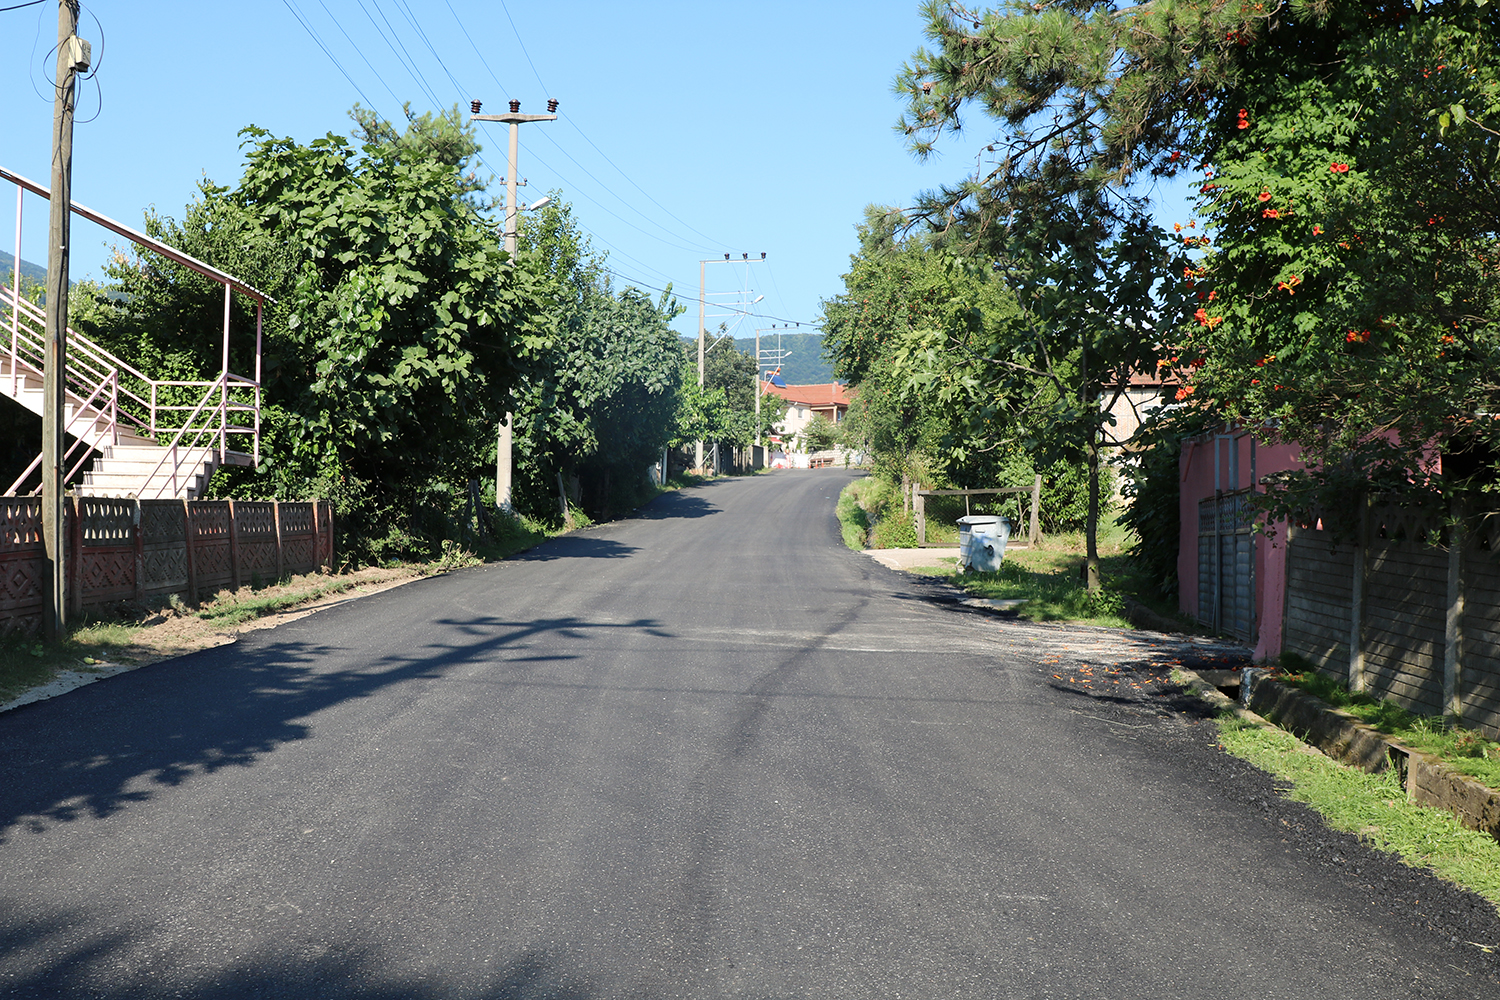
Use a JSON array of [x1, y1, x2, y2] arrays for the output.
[[516, 536, 641, 560], [0, 907, 807, 999], [0, 613, 665, 844], [627, 492, 720, 520]]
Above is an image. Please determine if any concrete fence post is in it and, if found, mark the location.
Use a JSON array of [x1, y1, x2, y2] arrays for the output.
[[1445, 502, 1465, 722], [132, 499, 144, 603], [68, 495, 82, 618], [183, 498, 197, 602], [1350, 497, 1369, 694], [273, 500, 284, 581], [228, 499, 241, 591]]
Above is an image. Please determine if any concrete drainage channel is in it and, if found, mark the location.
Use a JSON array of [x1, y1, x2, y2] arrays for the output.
[[1179, 666, 1500, 843]]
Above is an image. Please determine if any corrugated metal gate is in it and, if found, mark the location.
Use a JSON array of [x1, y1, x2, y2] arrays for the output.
[[1198, 489, 1254, 641]]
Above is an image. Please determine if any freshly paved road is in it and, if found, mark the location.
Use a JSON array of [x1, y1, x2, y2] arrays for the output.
[[2, 470, 1498, 999]]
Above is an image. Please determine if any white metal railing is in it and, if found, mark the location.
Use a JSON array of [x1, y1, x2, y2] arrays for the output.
[[2, 165, 268, 498]]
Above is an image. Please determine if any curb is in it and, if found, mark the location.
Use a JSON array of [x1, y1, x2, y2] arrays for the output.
[[1177, 667, 1500, 843]]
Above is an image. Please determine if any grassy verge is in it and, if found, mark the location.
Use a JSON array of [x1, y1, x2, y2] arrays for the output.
[[957, 560, 1133, 627], [835, 479, 1204, 632], [1216, 712, 1500, 909], [1270, 657, 1500, 791]]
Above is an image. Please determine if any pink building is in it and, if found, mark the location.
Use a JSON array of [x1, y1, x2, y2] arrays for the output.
[[1178, 429, 1305, 660]]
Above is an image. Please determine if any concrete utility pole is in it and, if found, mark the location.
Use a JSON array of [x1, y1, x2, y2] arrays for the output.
[[42, 1, 89, 640], [696, 253, 764, 471], [752, 324, 794, 448], [470, 99, 556, 512]]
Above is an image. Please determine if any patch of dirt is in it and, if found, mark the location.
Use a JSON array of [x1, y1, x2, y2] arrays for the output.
[[100, 565, 427, 667]]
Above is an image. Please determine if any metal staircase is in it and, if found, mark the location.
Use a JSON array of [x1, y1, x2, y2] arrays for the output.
[[2, 165, 267, 499]]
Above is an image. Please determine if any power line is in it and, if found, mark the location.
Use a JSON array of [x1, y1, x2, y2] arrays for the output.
[[281, 0, 385, 114], [280, 2, 786, 321]]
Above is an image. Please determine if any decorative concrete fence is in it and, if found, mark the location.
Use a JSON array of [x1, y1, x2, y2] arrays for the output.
[[0, 496, 333, 630]]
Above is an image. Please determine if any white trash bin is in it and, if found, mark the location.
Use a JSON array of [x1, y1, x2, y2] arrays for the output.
[[957, 515, 1011, 572]]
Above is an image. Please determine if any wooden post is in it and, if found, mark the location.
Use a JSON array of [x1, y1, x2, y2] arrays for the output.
[[67, 495, 82, 618], [183, 498, 197, 602], [273, 500, 284, 581], [1445, 503, 1465, 722], [132, 499, 144, 602], [1029, 474, 1042, 547], [228, 499, 241, 591], [1350, 497, 1369, 693], [914, 490, 926, 547], [41, 2, 87, 640]]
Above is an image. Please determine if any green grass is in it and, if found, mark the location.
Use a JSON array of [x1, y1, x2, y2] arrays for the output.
[[1216, 713, 1500, 909], [0, 622, 142, 705], [1274, 657, 1500, 791], [836, 483, 871, 551], [836, 484, 1203, 631], [958, 560, 1132, 627]]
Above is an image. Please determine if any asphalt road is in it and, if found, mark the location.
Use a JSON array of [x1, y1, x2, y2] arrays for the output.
[[2, 470, 1499, 999]]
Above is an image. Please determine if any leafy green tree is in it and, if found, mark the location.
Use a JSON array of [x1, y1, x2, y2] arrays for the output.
[[891, 4, 1240, 587], [677, 332, 784, 461], [803, 413, 839, 453], [822, 206, 1002, 498], [73, 107, 555, 561], [1176, 2, 1500, 516], [511, 199, 683, 520]]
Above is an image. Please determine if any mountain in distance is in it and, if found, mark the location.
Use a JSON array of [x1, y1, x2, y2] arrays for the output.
[[733, 332, 834, 386], [0, 251, 48, 289]]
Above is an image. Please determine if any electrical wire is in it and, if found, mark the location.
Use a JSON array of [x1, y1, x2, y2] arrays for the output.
[[278, 1, 795, 323], [310, 0, 408, 109], [437, 1, 730, 253], [498, 0, 548, 94], [352, 0, 446, 112], [281, 0, 385, 114], [0, 0, 45, 12]]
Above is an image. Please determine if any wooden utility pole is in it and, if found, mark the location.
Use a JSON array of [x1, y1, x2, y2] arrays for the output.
[[42, 1, 89, 640], [470, 99, 556, 512]]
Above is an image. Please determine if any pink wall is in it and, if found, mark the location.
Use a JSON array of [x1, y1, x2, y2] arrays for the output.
[[1178, 431, 1305, 659]]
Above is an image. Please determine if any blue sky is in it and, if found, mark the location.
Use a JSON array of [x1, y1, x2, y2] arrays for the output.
[[0, 1, 1192, 341]]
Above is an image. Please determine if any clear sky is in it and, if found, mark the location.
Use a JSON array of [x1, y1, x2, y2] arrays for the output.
[[0, 1, 1191, 341]]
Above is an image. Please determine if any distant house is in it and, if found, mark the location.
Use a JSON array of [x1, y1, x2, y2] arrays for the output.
[[760, 381, 852, 442]]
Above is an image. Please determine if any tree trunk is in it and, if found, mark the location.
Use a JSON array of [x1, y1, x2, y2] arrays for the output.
[[1085, 422, 1101, 592]]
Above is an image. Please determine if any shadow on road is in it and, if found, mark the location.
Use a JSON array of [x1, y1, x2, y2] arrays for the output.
[[517, 536, 641, 561], [628, 492, 719, 520], [0, 613, 664, 845], [0, 905, 810, 999]]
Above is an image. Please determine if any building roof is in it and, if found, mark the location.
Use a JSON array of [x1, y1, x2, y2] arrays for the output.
[[761, 381, 853, 408]]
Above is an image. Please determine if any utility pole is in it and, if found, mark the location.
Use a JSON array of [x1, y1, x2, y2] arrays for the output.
[[42, 1, 89, 640], [752, 324, 793, 448], [697, 253, 765, 472], [471, 98, 556, 512]]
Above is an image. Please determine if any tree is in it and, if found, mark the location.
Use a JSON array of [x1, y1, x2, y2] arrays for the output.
[[72, 107, 556, 561], [803, 413, 839, 453], [821, 206, 1000, 499], [512, 199, 683, 521], [1174, 2, 1500, 518]]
